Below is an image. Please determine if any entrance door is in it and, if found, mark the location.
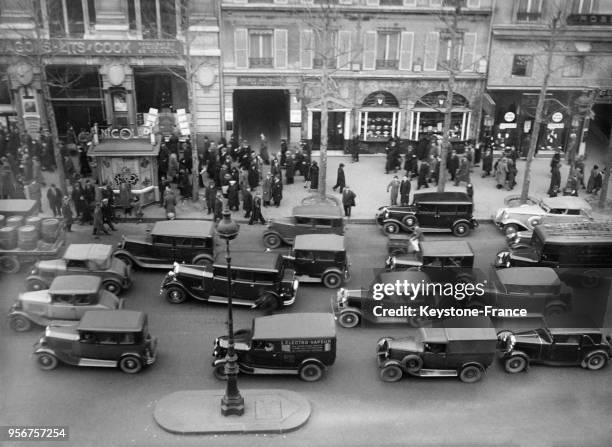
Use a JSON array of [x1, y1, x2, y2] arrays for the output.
[[312, 111, 345, 150], [233, 90, 290, 151]]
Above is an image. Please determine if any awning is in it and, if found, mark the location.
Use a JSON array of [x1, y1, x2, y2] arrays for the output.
[[482, 93, 496, 117], [89, 139, 160, 157]]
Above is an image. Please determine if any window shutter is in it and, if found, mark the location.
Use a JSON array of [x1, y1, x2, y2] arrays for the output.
[[362, 31, 377, 70], [399, 31, 414, 70], [300, 29, 313, 69], [274, 29, 288, 68], [234, 28, 248, 69], [423, 31, 439, 71], [461, 32, 476, 71], [466, 0, 480, 7], [366, 0, 379, 5], [337, 30, 352, 70]]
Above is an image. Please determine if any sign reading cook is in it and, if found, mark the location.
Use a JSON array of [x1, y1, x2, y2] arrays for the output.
[[0, 39, 183, 56]]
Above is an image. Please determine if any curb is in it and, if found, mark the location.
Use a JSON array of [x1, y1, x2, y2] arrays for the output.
[[116, 216, 497, 225]]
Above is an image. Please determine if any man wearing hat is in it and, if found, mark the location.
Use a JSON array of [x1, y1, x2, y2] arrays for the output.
[[100, 198, 116, 231]]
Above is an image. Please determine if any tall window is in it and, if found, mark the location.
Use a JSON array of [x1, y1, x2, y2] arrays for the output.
[[47, 0, 85, 37], [511, 55, 533, 77], [136, 0, 180, 39], [563, 56, 584, 77], [249, 31, 273, 68], [314, 31, 337, 69], [517, 0, 542, 22], [571, 0, 594, 13], [437, 32, 462, 70], [376, 31, 400, 69]]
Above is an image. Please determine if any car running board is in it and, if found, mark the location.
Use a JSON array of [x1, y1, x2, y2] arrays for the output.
[[413, 369, 458, 377], [78, 358, 118, 368]]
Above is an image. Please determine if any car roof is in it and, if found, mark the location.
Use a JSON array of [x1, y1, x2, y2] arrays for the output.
[[534, 221, 612, 243], [293, 234, 345, 251], [413, 192, 472, 204], [63, 244, 112, 261], [376, 270, 430, 284], [214, 251, 279, 271], [152, 220, 214, 238], [420, 240, 474, 257], [292, 204, 344, 219], [0, 199, 37, 214], [541, 196, 592, 210], [495, 267, 559, 285], [78, 310, 145, 332], [421, 326, 497, 342], [50, 275, 102, 294], [252, 313, 336, 340]]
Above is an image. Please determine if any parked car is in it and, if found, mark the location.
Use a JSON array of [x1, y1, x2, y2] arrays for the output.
[[376, 317, 498, 383], [498, 325, 612, 373], [493, 196, 593, 235], [25, 244, 131, 295], [160, 251, 298, 311], [262, 204, 345, 249], [285, 234, 350, 289], [114, 220, 217, 269], [505, 214, 593, 249], [9, 275, 123, 332], [33, 310, 157, 373], [212, 313, 336, 382], [376, 192, 477, 237], [385, 240, 476, 283]]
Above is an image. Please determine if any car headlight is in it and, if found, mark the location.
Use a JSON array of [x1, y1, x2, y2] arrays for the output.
[[173, 262, 179, 274], [338, 288, 348, 304], [293, 279, 298, 291]]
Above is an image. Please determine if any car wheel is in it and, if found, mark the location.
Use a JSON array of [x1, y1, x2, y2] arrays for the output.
[[26, 278, 47, 291], [0, 255, 20, 274], [263, 233, 282, 249], [119, 355, 143, 374], [459, 365, 483, 383], [299, 363, 324, 382], [401, 355, 423, 374], [102, 280, 122, 295], [164, 286, 187, 304], [10, 315, 32, 332], [402, 216, 417, 228], [322, 272, 342, 289], [383, 222, 400, 234], [452, 222, 470, 237], [115, 254, 134, 270], [504, 356, 527, 374], [585, 353, 608, 371], [503, 223, 519, 235], [379, 365, 403, 382], [544, 304, 565, 318], [36, 353, 58, 371], [338, 311, 360, 328], [192, 257, 212, 268], [214, 364, 228, 380]]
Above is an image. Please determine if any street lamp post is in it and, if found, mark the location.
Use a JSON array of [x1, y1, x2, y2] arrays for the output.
[[216, 209, 244, 417]]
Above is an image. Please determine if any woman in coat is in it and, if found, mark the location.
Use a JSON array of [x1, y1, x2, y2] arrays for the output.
[[271, 175, 283, 207], [494, 157, 508, 189], [285, 154, 295, 184], [262, 173, 273, 206], [332, 163, 346, 193], [227, 180, 240, 211], [60, 196, 73, 232], [163, 186, 177, 218], [481, 150, 493, 177], [248, 165, 259, 190], [548, 164, 561, 197], [167, 153, 179, 183], [309, 161, 319, 190]]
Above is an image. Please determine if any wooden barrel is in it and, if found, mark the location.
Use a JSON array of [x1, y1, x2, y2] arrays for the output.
[[18, 225, 38, 250], [25, 216, 42, 238], [41, 218, 60, 243], [0, 226, 18, 250], [6, 215, 24, 229]]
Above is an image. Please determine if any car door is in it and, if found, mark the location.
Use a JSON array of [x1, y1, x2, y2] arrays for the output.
[[151, 235, 175, 265], [294, 250, 315, 276], [550, 334, 581, 363], [48, 294, 78, 320], [416, 204, 438, 227], [313, 218, 332, 235], [246, 340, 283, 368], [437, 204, 457, 229], [174, 238, 194, 263], [90, 332, 121, 360], [231, 270, 257, 304], [292, 217, 315, 238], [421, 343, 448, 369]]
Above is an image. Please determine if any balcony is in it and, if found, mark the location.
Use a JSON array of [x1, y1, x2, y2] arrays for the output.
[[376, 59, 399, 70], [516, 11, 541, 22], [249, 57, 274, 68], [313, 58, 337, 69]]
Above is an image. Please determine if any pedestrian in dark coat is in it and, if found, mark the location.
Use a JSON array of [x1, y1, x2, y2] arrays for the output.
[[285, 154, 295, 184], [101, 198, 116, 230], [262, 173, 273, 206], [481, 150, 493, 177], [248, 165, 259, 190], [387, 176, 400, 205], [92, 203, 109, 237], [46, 183, 62, 216], [163, 187, 176, 219], [550, 151, 561, 173], [280, 139, 288, 166], [447, 150, 459, 181], [399, 176, 411, 206], [249, 194, 266, 225], [309, 161, 319, 190], [332, 163, 346, 193], [118, 182, 132, 214], [271, 175, 283, 207], [350, 134, 360, 162], [259, 134, 270, 165], [506, 159, 517, 190], [417, 161, 430, 190], [102, 183, 115, 207], [548, 164, 561, 197], [61, 196, 73, 232], [587, 165, 603, 194], [72, 183, 86, 219], [242, 188, 253, 218], [342, 186, 356, 217], [213, 193, 224, 221], [204, 181, 217, 214], [83, 180, 96, 204], [454, 157, 470, 186], [227, 180, 240, 211], [27, 179, 42, 213]]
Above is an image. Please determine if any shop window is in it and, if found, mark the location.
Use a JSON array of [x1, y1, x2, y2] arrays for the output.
[[571, 0, 593, 13], [134, 67, 188, 114], [516, 0, 542, 22], [46, 66, 101, 99], [138, 0, 178, 39], [376, 32, 400, 69], [562, 56, 584, 78], [511, 55, 532, 77], [249, 31, 274, 68]]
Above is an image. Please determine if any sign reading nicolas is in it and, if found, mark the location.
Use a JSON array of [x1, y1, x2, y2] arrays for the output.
[[0, 39, 183, 56]]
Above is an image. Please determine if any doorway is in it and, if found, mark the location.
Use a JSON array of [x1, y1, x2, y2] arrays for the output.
[[312, 111, 345, 151], [233, 90, 289, 151]]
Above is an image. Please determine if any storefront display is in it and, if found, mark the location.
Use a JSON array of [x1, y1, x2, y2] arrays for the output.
[[409, 92, 472, 142], [359, 91, 401, 144]]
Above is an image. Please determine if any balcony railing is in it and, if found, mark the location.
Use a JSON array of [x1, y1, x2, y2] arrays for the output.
[[376, 59, 399, 69], [249, 57, 274, 68], [313, 58, 337, 69], [516, 11, 542, 22]]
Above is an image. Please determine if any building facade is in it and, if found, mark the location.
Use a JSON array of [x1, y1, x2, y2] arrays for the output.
[[486, 0, 612, 158]]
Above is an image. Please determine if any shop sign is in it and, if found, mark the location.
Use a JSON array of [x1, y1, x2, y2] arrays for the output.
[[595, 90, 612, 104], [551, 112, 563, 123], [547, 123, 565, 130], [499, 123, 517, 129], [237, 76, 287, 86], [567, 14, 612, 25], [503, 112, 516, 122], [100, 126, 151, 140], [0, 39, 183, 56]]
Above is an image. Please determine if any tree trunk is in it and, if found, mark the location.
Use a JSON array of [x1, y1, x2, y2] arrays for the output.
[[437, 80, 453, 193], [190, 77, 200, 201], [598, 128, 612, 209]]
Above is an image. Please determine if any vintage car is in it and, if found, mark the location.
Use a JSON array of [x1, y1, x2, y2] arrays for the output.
[[25, 244, 131, 295], [493, 196, 593, 235], [376, 192, 477, 237], [160, 251, 298, 310], [505, 214, 593, 249], [377, 317, 498, 383], [9, 275, 123, 332], [385, 240, 475, 284], [285, 234, 350, 289], [113, 220, 217, 269], [212, 313, 336, 382], [262, 204, 345, 249], [498, 325, 612, 373], [34, 310, 157, 374]]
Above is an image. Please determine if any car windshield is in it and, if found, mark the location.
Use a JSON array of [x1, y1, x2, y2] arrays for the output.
[[536, 328, 553, 343]]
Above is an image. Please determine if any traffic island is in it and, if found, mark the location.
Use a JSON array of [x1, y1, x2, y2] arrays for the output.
[[154, 389, 311, 434]]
